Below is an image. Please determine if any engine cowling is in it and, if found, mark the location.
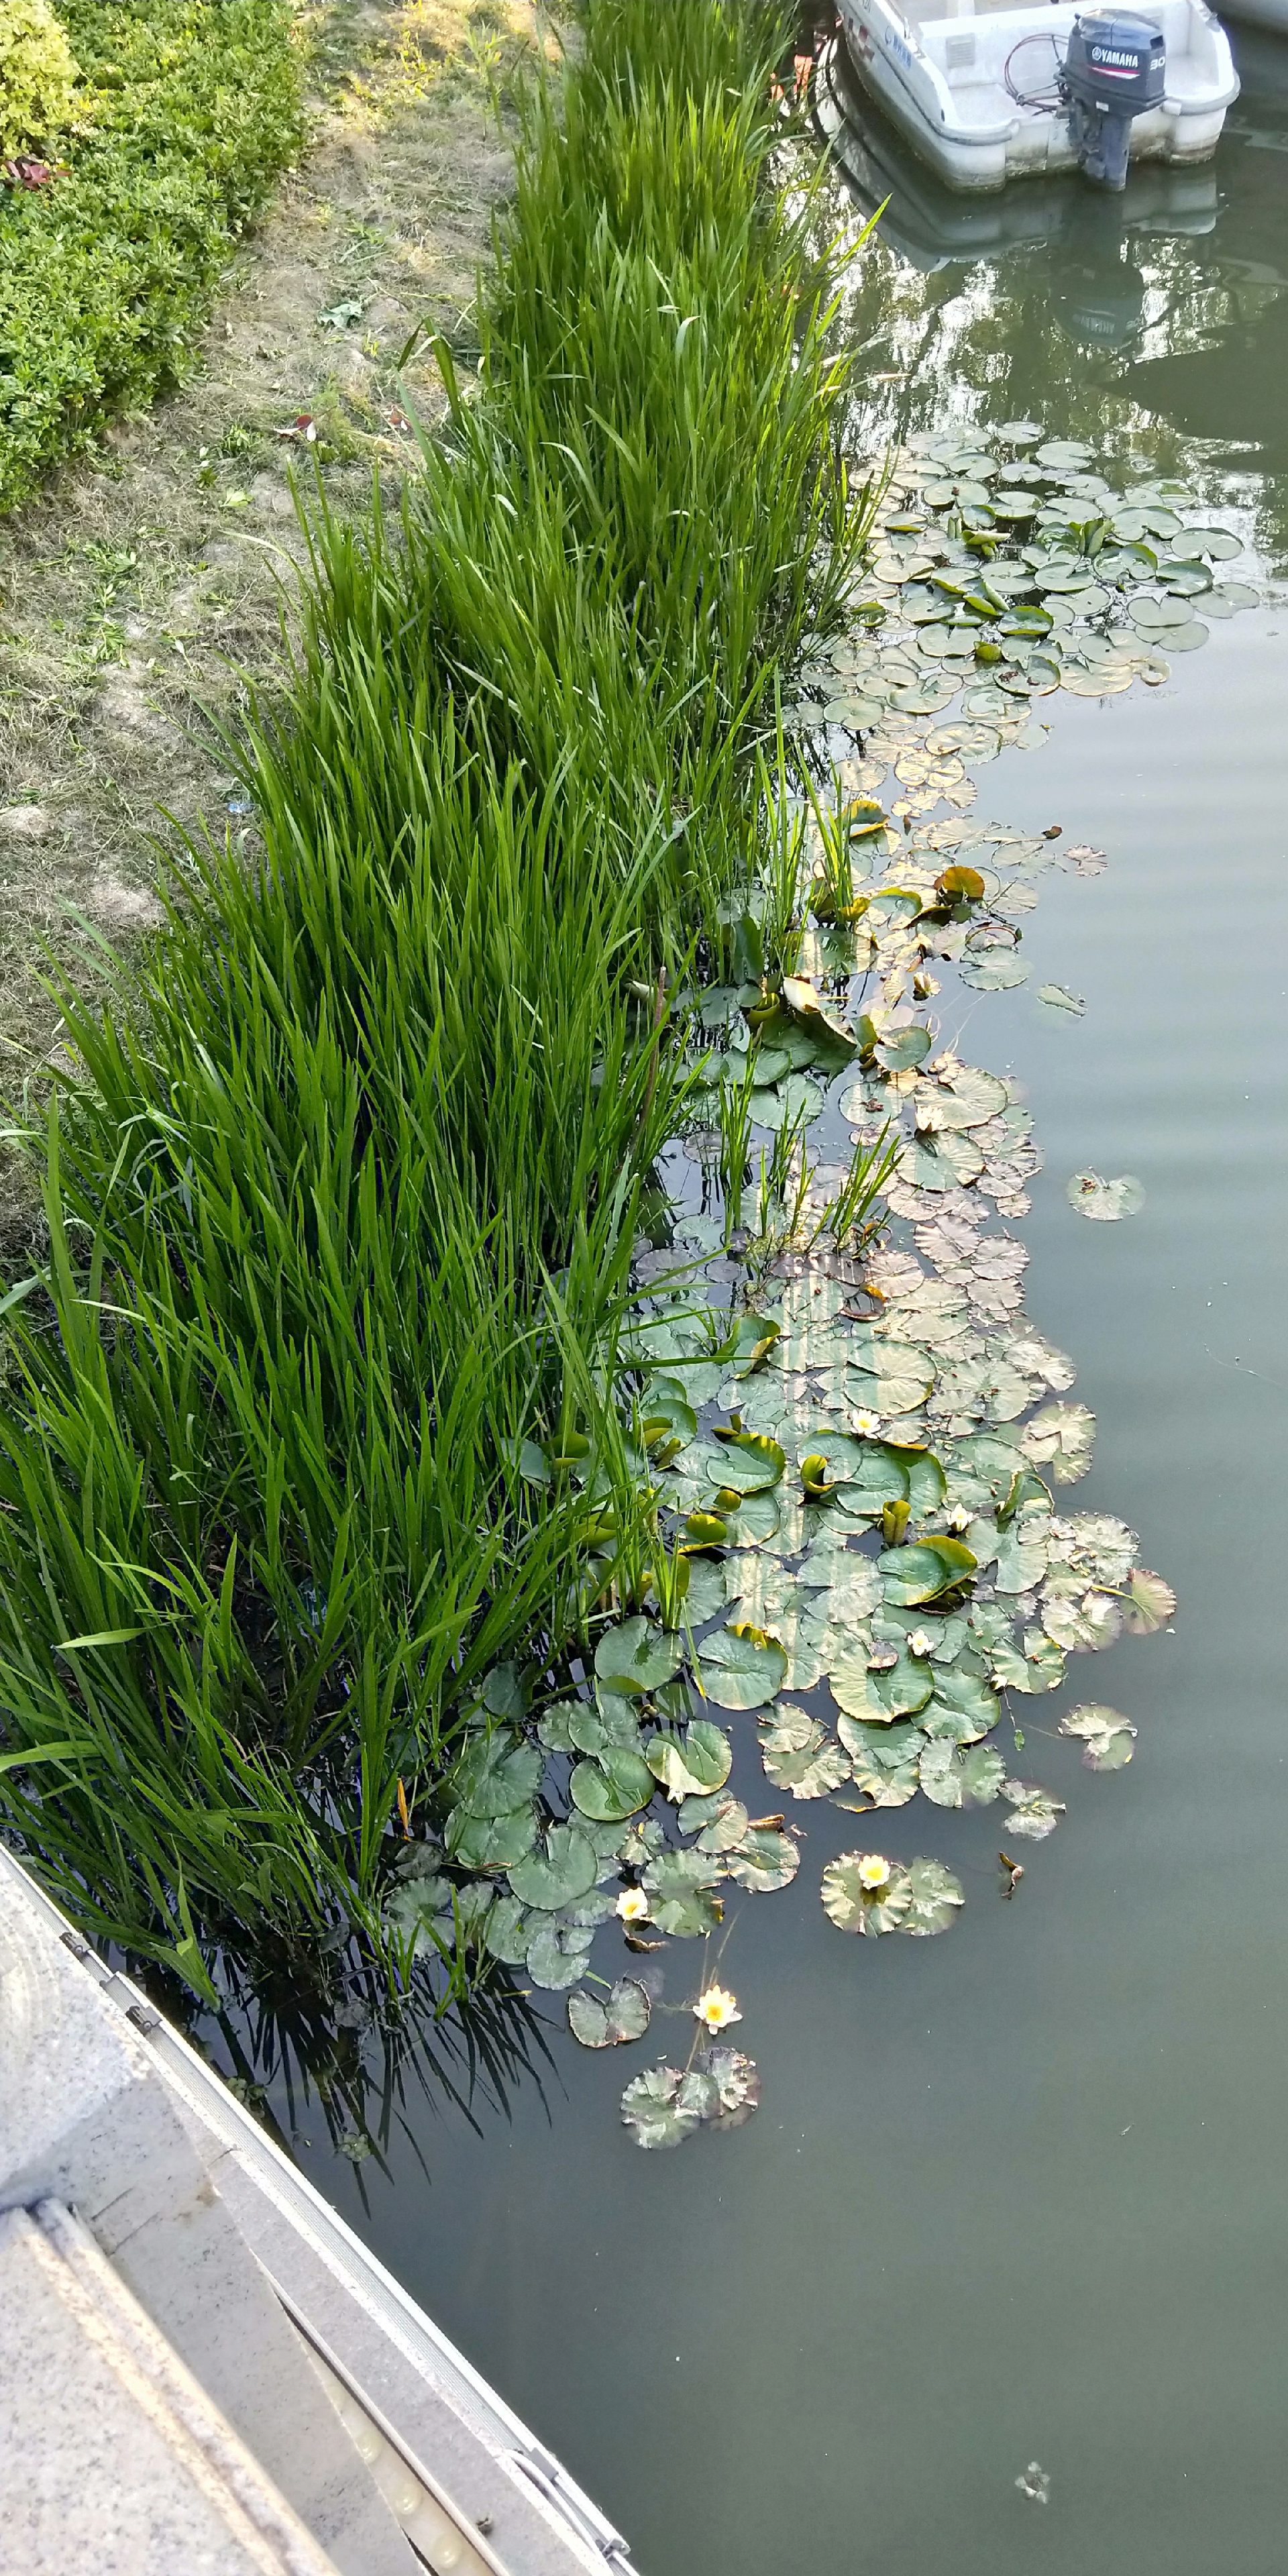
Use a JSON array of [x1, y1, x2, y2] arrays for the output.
[[1061, 11, 1167, 189]]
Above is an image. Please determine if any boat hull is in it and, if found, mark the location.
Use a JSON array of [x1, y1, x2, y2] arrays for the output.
[[835, 0, 1238, 192]]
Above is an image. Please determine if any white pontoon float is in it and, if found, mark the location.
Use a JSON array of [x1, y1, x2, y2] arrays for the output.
[[833, 0, 1239, 191]]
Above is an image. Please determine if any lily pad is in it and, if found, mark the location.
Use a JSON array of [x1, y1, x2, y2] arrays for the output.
[[961, 953, 1028, 991], [679, 1791, 751, 1854], [568, 1979, 652, 2047], [621, 2065, 704, 2149], [901, 1855, 966, 1934], [902, 1128, 985, 1190], [1122, 1567, 1175, 1634], [820, 1851, 913, 1935], [879, 1536, 977, 1604], [989, 1631, 1065, 1694], [526, 1921, 596, 1990], [481, 1894, 533, 1965], [383, 1871, 451, 1953], [1037, 983, 1085, 1015], [837, 1715, 922, 1807], [509, 1823, 598, 1912], [1021, 1402, 1095, 1485], [645, 1717, 733, 1802], [725, 1826, 801, 1892], [696, 2045, 761, 2129], [569, 1748, 655, 1823], [705, 1432, 786, 1494], [918, 1658, 999, 1740], [760, 1710, 851, 1797], [595, 1616, 683, 1697], [537, 1701, 580, 1752], [877, 1024, 934, 1073], [1060, 1703, 1136, 1770], [650, 1886, 724, 1937], [828, 1642, 926, 1723], [719, 1489, 782, 1548], [1066, 1171, 1145, 1221], [451, 1737, 543, 1819], [928, 1067, 1008, 1129], [445, 1805, 539, 1868], [1041, 1580, 1123, 1653], [919, 1738, 1006, 1809], [570, 1699, 643, 1756], [1000, 1779, 1066, 1840], [698, 1624, 788, 1710]]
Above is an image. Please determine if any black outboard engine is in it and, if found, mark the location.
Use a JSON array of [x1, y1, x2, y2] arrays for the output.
[[1061, 10, 1167, 190]]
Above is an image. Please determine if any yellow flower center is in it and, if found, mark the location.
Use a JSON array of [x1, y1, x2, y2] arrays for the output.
[[694, 1984, 741, 2032]]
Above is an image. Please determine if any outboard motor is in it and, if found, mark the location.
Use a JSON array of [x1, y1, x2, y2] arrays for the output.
[[1061, 10, 1167, 191]]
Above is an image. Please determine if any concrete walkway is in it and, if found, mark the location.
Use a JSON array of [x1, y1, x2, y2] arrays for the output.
[[0, 1849, 637, 2576]]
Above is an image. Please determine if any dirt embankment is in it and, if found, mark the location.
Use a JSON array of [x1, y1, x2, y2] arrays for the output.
[[0, 0, 542, 1142]]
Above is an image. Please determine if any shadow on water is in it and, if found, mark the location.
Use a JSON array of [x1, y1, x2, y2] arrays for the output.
[[136, 1937, 554, 2206]]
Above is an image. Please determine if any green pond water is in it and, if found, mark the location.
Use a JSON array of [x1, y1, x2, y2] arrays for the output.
[[266, 35, 1288, 2571]]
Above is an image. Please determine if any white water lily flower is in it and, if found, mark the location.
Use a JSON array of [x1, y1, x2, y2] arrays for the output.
[[852, 1409, 881, 1438], [908, 1630, 934, 1658], [947, 1505, 971, 1532], [693, 1984, 742, 2033], [857, 1853, 892, 1892], [616, 1888, 651, 1923]]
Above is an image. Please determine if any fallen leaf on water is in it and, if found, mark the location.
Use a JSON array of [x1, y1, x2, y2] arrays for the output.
[[1015, 2463, 1051, 2504]]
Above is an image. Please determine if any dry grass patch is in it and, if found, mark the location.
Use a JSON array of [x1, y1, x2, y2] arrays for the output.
[[0, 0, 542, 1150]]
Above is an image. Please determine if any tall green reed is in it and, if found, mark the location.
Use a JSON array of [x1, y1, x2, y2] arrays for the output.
[[0, 0, 875, 1992]]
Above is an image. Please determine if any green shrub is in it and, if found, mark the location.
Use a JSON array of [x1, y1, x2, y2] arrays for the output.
[[0, 0, 82, 157], [0, 0, 301, 510]]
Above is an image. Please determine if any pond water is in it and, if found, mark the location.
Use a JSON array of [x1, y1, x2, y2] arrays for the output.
[[271, 36, 1288, 2573]]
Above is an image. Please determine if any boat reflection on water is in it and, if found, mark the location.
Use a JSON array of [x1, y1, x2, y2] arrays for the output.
[[1118, 28, 1288, 473], [814, 15, 1288, 534], [817, 31, 1217, 303]]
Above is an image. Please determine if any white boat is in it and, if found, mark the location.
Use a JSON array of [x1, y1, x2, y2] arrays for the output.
[[816, 38, 1220, 261], [833, 0, 1240, 191]]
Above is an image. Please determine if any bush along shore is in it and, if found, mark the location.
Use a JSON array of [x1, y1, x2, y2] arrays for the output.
[[1, 1, 1185, 2150], [0, 0, 302, 511], [0, 0, 871, 2006]]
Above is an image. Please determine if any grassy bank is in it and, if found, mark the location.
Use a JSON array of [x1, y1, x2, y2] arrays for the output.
[[0, 0, 871, 1996], [0, 0, 303, 513]]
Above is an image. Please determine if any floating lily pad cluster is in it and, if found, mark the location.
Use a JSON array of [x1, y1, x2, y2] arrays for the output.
[[788, 423, 1257, 745], [382, 420, 1185, 2154]]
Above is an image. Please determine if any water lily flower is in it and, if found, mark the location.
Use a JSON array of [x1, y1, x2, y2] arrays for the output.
[[947, 1505, 971, 1532], [852, 1409, 881, 1438], [857, 1853, 892, 1892], [616, 1888, 651, 1923], [908, 1629, 934, 1658], [693, 1984, 742, 2033]]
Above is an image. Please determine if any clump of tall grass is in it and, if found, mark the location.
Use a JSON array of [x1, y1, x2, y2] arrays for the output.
[[0, 0, 874, 1994]]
